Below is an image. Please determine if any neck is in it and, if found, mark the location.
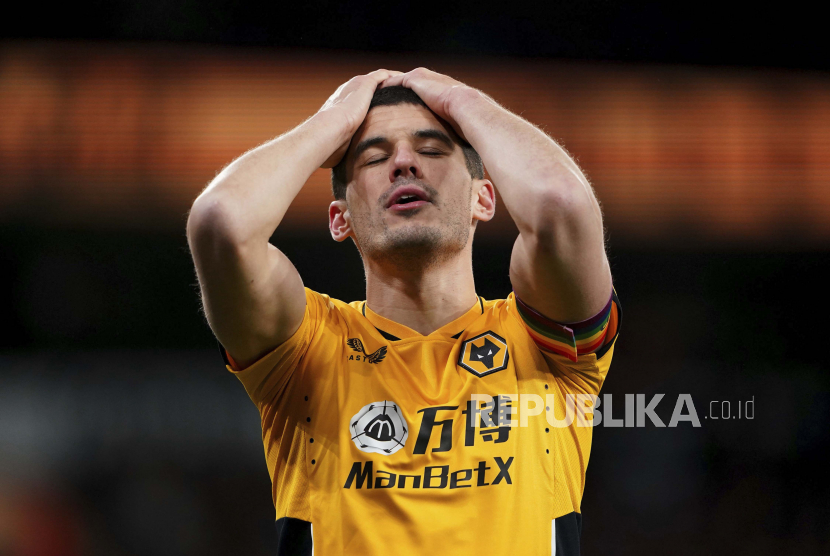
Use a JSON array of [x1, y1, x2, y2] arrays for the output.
[[363, 243, 478, 335]]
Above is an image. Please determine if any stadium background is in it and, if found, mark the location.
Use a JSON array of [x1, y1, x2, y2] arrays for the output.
[[1, 2, 828, 554]]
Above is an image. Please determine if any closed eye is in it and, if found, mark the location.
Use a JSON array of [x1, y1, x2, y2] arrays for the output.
[[364, 150, 444, 166]]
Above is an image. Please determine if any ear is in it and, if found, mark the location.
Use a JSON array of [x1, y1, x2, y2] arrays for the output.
[[329, 199, 353, 242], [471, 179, 496, 223]]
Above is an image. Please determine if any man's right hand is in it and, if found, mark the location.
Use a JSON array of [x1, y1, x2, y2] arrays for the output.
[[320, 69, 401, 168], [186, 69, 398, 370]]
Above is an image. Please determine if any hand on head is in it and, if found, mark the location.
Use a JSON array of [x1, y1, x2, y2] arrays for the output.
[[320, 69, 402, 168], [321, 68, 472, 169], [379, 68, 470, 139]]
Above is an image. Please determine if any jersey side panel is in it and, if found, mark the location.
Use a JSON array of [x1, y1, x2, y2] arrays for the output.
[[228, 288, 330, 520], [504, 292, 619, 517]]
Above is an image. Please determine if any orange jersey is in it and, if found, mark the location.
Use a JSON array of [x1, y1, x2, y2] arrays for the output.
[[224, 288, 621, 555]]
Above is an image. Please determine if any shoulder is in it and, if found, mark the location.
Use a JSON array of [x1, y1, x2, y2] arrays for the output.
[[302, 288, 372, 337], [480, 293, 524, 324], [304, 288, 359, 317]]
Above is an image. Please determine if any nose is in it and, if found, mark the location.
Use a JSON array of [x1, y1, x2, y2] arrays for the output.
[[388, 143, 422, 182]]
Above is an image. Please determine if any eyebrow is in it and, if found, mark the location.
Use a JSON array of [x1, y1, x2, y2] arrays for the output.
[[352, 128, 456, 160], [352, 136, 388, 160], [412, 129, 455, 150]]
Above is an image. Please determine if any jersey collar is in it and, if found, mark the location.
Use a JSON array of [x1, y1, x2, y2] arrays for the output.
[[362, 297, 484, 341]]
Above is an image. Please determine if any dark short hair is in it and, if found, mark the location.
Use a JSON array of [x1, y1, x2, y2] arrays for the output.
[[331, 86, 485, 200]]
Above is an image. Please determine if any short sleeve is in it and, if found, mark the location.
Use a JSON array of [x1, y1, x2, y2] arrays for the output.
[[511, 289, 622, 396], [219, 288, 328, 408]]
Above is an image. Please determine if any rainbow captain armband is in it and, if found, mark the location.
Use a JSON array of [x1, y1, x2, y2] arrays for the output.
[[515, 290, 620, 362]]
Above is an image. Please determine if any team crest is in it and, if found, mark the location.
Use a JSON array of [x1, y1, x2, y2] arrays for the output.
[[457, 331, 510, 377], [350, 400, 408, 455]]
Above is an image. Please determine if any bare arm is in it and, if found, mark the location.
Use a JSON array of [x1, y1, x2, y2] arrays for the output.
[[187, 70, 399, 368], [382, 69, 611, 322]]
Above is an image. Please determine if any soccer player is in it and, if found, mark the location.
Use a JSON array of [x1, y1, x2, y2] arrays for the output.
[[187, 68, 621, 555]]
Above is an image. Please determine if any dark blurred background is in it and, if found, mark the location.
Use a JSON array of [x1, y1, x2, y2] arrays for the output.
[[1, 1, 828, 555]]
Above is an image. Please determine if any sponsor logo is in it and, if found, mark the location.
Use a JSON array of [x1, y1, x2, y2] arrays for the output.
[[414, 397, 514, 454], [345, 400, 516, 490], [346, 338, 388, 364], [457, 331, 509, 377], [350, 401, 408, 455], [344, 457, 514, 490]]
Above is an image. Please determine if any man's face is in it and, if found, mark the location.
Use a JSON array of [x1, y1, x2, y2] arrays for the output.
[[339, 103, 477, 266]]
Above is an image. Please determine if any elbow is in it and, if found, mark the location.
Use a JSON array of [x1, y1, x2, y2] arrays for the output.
[[523, 182, 593, 235], [186, 193, 245, 256], [187, 194, 219, 245]]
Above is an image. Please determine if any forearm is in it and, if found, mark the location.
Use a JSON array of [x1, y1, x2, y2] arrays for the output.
[[188, 110, 350, 244], [449, 86, 610, 321], [448, 87, 601, 236]]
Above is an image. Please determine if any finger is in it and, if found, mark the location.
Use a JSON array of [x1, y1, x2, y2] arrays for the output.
[[367, 69, 401, 83], [375, 71, 404, 88], [380, 73, 406, 88]]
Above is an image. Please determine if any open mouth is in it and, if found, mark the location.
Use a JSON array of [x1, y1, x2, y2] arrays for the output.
[[386, 186, 431, 211]]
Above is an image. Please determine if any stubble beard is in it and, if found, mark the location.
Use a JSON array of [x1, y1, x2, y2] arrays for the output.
[[351, 182, 473, 272]]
